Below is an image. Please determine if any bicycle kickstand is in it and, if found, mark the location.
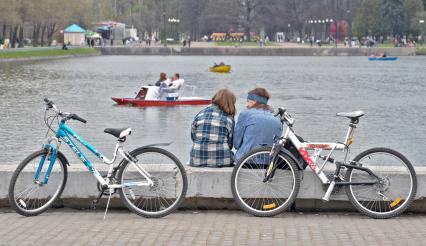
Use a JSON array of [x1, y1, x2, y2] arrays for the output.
[[103, 189, 113, 220]]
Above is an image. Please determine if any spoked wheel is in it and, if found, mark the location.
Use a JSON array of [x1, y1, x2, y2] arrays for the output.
[[231, 147, 300, 217], [345, 148, 417, 219], [8, 149, 68, 216], [118, 147, 187, 218]]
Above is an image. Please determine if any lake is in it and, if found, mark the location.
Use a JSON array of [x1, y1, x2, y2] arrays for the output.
[[0, 55, 425, 166]]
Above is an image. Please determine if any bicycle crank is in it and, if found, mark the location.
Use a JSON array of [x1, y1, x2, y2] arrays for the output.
[[97, 175, 118, 196]]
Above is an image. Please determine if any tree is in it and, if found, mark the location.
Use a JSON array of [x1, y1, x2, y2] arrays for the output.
[[381, 0, 406, 36], [404, 0, 425, 35], [352, 0, 384, 37], [0, 0, 17, 42], [237, 0, 275, 40]]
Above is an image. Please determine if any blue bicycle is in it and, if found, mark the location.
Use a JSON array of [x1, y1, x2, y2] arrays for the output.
[[9, 99, 187, 218]]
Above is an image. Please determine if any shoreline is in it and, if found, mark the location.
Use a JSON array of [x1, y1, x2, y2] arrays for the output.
[[0, 46, 422, 63], [99, 46, 417, 56], [0, 48, 101, 63]]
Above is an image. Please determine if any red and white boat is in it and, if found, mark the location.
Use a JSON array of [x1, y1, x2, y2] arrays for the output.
[[112, 85, 211, 107]]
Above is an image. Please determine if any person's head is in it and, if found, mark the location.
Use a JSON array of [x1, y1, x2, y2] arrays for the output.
[[246, 88, 270, 110], [160, 72, 167, 81], [175, 73, 180, 79], [212, 89, 237, 117]]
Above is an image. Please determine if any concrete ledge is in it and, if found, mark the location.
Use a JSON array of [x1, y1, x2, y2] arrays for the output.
[[99, 47, 416, 56], [1, 165, 425, 211]]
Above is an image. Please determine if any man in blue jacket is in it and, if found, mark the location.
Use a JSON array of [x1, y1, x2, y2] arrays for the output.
[[233, 88, 283, 162]]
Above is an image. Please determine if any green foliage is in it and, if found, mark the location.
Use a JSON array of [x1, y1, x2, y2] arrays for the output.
[[381, 0, 406, 35], [215, 41, 277, 47], [404, 0, 425, 35], [416, 46, 426, 55], [352, 0, 384, 37], [353, 0, 425, 37]]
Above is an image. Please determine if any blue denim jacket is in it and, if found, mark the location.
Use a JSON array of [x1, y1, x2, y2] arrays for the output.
[[233, 108, 283, 162]]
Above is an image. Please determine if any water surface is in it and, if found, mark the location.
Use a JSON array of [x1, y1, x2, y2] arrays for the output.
[[0, 56, 425, 165]]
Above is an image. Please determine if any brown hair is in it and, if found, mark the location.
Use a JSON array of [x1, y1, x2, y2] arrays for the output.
[[212, 89, 236, 117], [159, 72, 167, 81], [248, 87, 270, 110]]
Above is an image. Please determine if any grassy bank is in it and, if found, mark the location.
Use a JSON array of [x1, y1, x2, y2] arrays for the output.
[[416, 46, 426, 55], [0, 48, 100, 59], [215, 41, 278, 47]]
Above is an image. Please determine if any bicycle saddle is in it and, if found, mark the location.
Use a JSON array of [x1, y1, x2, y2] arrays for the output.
[[104, 128, 132, 138], [336, 111, 365, 120]]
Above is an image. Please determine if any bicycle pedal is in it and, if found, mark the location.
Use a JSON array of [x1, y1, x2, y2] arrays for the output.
[[90, 200, 99, 210]]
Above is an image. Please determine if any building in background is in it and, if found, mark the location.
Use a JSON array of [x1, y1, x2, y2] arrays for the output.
[[93, 21, 126, 41], [63, 24, 86, 46]]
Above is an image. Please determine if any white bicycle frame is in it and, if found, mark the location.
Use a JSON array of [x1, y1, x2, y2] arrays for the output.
[[277, 111, 357, 199]]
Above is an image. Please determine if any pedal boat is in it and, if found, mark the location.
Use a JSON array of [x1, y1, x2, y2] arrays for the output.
[[112, 97, 211, 107], [368, 57, 399, 61], [112, 86, 211, 107], [209, 65, 231, 73]]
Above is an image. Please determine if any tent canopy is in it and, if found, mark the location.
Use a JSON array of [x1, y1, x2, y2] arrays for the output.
[[64, 24, 86, 33], [85, 31, 102, 39]]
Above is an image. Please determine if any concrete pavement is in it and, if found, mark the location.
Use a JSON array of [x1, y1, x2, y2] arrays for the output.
[[0, 208, 425, 245]]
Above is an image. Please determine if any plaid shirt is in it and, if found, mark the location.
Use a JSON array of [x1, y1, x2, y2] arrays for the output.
[[190, 105, 235, 167]]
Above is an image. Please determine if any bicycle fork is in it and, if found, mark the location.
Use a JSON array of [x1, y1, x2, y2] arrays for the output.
[[263, 138, 284, 182]]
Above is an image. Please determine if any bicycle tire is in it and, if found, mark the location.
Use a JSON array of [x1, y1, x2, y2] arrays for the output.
[[9, 149, 68, 216], [345, 147, 417, 219], [117, 147, 187, 218], [231, 147, 301, 217]]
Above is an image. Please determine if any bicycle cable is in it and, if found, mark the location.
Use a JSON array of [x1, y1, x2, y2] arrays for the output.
[[44, 109, 59, 138]]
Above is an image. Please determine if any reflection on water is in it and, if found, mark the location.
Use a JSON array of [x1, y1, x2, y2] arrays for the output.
[[0, 56, 425, 165]]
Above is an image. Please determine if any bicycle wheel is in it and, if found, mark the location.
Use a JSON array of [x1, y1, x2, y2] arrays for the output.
[[118, 147, 187, 218], [9, 149, 68, 216], [345, 147, 417, 219], [231, 147, 301, 217]]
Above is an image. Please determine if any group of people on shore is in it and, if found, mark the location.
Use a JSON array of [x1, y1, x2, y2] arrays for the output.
[[189, 88, 282, 167]]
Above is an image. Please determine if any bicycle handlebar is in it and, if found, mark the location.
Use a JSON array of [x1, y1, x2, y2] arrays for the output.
[[274, 107, 294, 127], [274, 107, 286, 117], [43, 98, 87, 124], [70, 114, 87, 124]]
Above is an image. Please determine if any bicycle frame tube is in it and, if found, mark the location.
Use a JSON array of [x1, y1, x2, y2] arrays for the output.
[[55, 122, 107, 185], [284, 128, 346, 184]]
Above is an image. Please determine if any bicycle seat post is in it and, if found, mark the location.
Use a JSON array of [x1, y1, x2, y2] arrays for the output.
[[344, 121, 357, 146]]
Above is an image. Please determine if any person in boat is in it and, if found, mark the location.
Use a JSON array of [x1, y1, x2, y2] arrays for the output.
[[155, 72, 170, 86], [213, 62, 225, 68], [189, 88, 236, 167], [233, 88, 283, 163], [379, 52, 387, 58], [169, 73, 184, 90], [157, 73, 185, 99]]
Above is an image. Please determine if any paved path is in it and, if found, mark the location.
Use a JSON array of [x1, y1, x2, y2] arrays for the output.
[[0, 208, 425, 245]]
